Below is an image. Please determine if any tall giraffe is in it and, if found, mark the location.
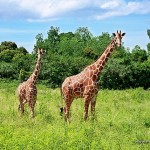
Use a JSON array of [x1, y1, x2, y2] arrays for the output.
[[17, 48, 44, 118], [61, 30, 125, 122]]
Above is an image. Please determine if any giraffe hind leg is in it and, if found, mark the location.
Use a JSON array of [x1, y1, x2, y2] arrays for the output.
[[64, 98, 73, 123], [29, 99, 36, 118], [84, 95, 91, 121], [18, 96, 25, 115]]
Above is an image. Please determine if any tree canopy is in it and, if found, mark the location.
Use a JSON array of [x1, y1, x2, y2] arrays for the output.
[[0, 27, 149, 89]]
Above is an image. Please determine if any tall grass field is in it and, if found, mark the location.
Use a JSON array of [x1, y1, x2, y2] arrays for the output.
[[0, 79, 150, 150]]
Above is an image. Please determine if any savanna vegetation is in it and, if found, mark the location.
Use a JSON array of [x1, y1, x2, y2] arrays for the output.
[[0, 80, 150, 149], [0, 27, 150, 149], [0, 27, 150, 89]]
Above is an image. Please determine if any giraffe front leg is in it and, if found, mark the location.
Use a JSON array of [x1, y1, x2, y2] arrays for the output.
[[91, 96, 97, 119], [84, 95, 91, 121], [29, 99, 36, 118]]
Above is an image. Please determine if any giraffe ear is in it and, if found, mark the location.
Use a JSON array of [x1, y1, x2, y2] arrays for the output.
[[122, 33, 126, 36], [112, 33, 116, 36], [41, 49, 45, 54]]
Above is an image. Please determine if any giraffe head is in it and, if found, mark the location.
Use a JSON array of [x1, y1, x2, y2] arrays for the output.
[[113, 30, 125, 47], [37, 48, 45, 58]]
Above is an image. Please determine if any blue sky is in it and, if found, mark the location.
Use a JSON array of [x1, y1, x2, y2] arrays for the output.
[[0, 0, 150, 53]]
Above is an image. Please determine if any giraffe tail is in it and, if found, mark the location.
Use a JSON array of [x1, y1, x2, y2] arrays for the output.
[[60, 87, 64, 116]]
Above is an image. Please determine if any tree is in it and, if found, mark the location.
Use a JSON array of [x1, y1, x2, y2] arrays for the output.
[[46, 26, 60, 52], [18, 47, 28, 55], [96, 33, 111, 55], [59, 32, 74, 40], [0, 41, 17, 51], [131, 45, 148, 62], [75, 27, 93, 43], [58, 36, 84, 56], [0, 50, 16, 62], [83, 47, 98, 59], [147, 43, 150, 56], [147, 29, 150, 56], [13, 53, 32, 71]]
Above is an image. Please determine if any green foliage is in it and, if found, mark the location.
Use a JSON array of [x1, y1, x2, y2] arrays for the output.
[[0, 27, 150, 89], [17, 46, 28, 55], [147, 43, 150, 56], [0, 50, 17, 62], [75, 27, 93, 43], [34, 33, 44, 52], [130, 61, 150, 89], [40, 52, 91, 88], [0, 42, 30, 79], [58, 36, 84, 56], [12, 53, 32, 72], [18, 69, 31, 82], [83, 47, 98, 59], [100, 48, 150, 90], [100, 58, 132, 89], [0, 41, 17, 52], [47, 26, 60, 51], [131, 45, 148, 62], [97, 32, 111, 54], [0, 62, 16, 79], [59, 32, 75, 40]]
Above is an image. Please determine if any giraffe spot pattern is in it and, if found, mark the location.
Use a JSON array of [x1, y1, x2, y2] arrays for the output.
[[17, 48, 44, 118], [61, 31, 125, 122]]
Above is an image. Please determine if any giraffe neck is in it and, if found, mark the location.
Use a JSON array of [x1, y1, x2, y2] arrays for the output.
[[91, 38, 116, 76], [28, 56, 42, 84]]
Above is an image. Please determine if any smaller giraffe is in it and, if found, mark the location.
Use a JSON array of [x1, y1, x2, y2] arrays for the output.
[[17, 48, 44, 118], [60, 30, 125, 123]]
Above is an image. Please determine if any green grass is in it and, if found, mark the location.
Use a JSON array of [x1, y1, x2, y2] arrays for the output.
[[0, 79, 150, 150]]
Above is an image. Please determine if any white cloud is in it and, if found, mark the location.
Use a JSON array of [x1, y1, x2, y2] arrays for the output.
[[100, 0, 124, 9], [0, 0, 150, 21], [96, 0, 150, 20]]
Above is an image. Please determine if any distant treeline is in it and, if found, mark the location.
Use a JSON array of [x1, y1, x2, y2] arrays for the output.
[[0, 27, 150, 89]]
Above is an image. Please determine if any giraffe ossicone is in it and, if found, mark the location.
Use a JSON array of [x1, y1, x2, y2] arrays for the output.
[[17, 48, 44, 118], [61, 30, 125, 122]]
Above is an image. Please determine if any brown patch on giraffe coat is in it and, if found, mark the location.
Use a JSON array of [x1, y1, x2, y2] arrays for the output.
[[102, 61, 105, 66], [99, 60, 103, 64], [99, 65, 103, 70], [105, 57, 108, 62], [35, 70, 38, 76], [74, 87, 79, 92], [91, 65, 96, 70], [92, 74, 97, 81], [79, 83, 83, 88], [97, 64, 100, 68], [107, 52, 111, 57], [95, 68, 99, 74]]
